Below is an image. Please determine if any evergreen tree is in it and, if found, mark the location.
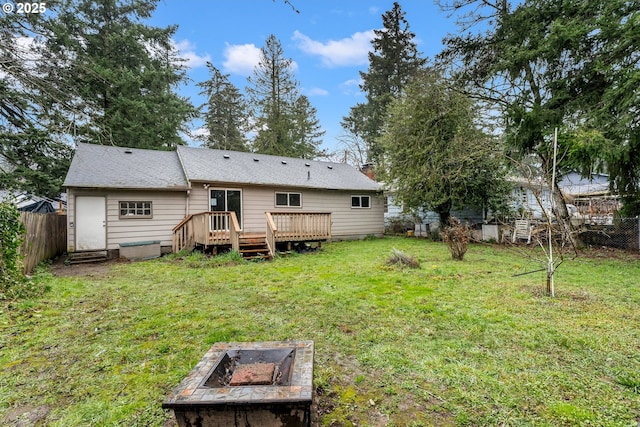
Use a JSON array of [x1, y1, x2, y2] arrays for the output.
[[43, 0, 196, 149], [289, 95, 326, 159], [197, 63, 248, 151], [247, 34, 325, 158], [0, 1, 73, 198], [379, 68, 510, 225], [1, 0, 196, 197], [438, 0, 640, 215], [342, 2, 426, 164]]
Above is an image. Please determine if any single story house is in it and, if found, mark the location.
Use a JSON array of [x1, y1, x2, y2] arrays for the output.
[[63, 143, 384, 259], [511, 171, 618, 222], [383, 171, 616, 239]]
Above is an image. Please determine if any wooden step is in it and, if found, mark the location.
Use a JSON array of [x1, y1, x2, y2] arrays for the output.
[[68, 251, 108, 264], [237, 233, 271, 260], [239, 245, 271, 260]]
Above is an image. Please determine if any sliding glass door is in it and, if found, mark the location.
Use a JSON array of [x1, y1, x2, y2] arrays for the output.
[[210, 189, 242, 229]]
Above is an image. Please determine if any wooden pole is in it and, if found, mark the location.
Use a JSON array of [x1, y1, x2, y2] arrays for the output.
[[547, 128, 558, 297]]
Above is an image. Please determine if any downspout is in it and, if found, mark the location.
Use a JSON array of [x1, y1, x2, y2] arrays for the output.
[[176, 146, 191, 216]]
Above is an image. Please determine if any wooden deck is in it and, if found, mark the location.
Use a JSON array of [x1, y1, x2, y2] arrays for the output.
[[172, 211, 331, 258]]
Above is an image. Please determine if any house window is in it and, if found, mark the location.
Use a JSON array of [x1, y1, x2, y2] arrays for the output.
[[384, 196, 389, 213], [351, 195, 371, 209], [119, 201, 152, 218], [275, 192, 302, 207]]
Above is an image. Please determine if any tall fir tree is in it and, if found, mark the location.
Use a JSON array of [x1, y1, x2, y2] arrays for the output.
[[0, 1, 73, 198], [289, 95, 326, 159], [246, 34, 325, 159], [197, 63, 248, 151], [342, 2, 426, 165], [43, 0, 195, 149]]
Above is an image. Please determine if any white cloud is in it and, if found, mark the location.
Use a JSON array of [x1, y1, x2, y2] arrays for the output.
[[222, 42, 299, 76], [172, 39, 211, 68], [305, 87, 329, 96], [190, 127, 209, 140], [340, 78, 363, 96], [292, 29, 375, 67], [222, 43, 261, 76]]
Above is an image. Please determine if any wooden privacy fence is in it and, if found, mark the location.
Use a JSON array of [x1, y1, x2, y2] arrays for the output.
[[20, 212, 67, 273]]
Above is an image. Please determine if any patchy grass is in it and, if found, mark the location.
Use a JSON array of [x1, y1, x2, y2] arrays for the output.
[[1, 237, 639, 426]]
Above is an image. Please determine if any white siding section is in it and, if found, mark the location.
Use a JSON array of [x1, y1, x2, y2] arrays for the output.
[[67, 188, 187, 251], [188, 183, 384, 239]]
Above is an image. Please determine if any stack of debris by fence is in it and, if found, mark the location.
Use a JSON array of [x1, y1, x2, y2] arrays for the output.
[[20, 212, 67, 273], [496, 217, 640, 251], [578, 218, 640, 251]]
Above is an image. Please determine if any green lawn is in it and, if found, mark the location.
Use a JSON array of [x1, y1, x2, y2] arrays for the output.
[[1, 237, 639, 426]]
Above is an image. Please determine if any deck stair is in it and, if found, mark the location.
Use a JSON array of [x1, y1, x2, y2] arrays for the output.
[[67, 250, 108, 264], [239, 234, 272, 260]]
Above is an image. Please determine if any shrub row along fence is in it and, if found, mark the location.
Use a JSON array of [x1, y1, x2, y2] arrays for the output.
[[20, 212, 67, 273]]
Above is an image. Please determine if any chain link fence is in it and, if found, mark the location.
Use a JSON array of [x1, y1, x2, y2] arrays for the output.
[[578, 218, 640, 251], [494, 217, 640, 251]]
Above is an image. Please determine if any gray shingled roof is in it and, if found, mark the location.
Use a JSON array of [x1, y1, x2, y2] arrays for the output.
[[63, 143, 189, 190], [176, 146, 381, 191], [63, 144, 381, 192]]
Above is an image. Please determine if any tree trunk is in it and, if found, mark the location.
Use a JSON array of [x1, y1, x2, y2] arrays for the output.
[[436, 200, 452, 230], [551, 181, 582, 251]]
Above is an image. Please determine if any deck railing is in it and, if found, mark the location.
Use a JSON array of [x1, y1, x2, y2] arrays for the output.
[[265, 213, 277, 258], [172, 211, 240, 252], [174, 211, 330, 255], [265, 212, 332, 253]]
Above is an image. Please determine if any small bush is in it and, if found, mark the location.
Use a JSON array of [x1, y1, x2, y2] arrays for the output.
[[440, 217, 471, 261], [0, 200, 28, 299], [386, 248, 420, 269]]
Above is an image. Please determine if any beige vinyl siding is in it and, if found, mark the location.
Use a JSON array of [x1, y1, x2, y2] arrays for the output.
[[188, 183, 384, 239], [67, 188, 187, 251]]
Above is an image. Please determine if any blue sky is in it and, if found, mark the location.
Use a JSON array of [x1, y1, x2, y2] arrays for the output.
[[149, 1, 458, 154]]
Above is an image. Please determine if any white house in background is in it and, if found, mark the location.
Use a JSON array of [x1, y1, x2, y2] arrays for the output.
[[512, 171, 617, 221], [383, 171, 616, 234], [383, 191, 483, 235], [63, 143, 384, 259]]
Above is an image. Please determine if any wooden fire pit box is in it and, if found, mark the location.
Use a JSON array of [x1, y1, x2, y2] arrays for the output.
[[163, 341, 314, 427]]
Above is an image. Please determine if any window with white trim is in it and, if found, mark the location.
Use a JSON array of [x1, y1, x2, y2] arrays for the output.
[[119, 201, 152, 218], [275, 192, 301, 207], [351, 195, 371, 208]]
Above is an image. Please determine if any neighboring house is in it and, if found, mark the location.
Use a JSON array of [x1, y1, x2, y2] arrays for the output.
[[511, 172, 617, 222], [383, 191, 484, 234], [383, 171, 613, 234], [0, 190, 66, 213], [63, 143, 384, 258]]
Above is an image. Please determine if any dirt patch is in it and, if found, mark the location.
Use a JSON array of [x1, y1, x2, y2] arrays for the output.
[[2, 405, 50, 427], [578, 246, 640, 261], [48, 255, 129, 278]]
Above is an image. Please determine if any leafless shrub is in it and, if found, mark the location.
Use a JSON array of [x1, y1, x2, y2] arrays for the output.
[[440, 217, 471, 261]]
